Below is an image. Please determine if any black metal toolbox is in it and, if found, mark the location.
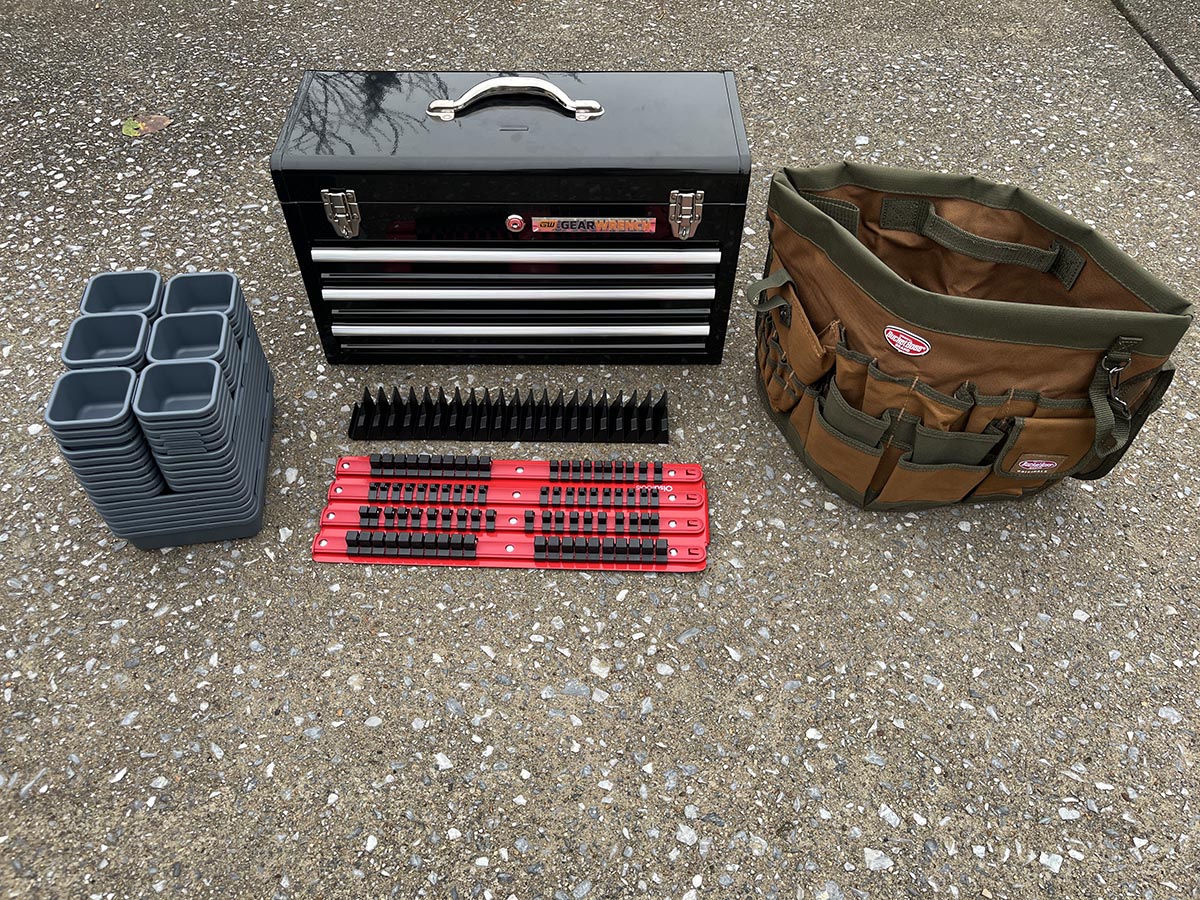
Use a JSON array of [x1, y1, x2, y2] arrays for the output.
[[270, 71, 750, 364]]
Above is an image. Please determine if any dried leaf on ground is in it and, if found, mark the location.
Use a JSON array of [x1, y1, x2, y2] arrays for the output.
[[121, 114, 172, 138]]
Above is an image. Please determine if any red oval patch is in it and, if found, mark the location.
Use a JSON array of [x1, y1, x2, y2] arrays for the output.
[[883, 325, 930, 356], [1017, 459, 1059, 472]]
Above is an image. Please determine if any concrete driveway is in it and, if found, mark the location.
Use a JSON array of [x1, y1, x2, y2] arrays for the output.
[[1, 0, 1197, 896]]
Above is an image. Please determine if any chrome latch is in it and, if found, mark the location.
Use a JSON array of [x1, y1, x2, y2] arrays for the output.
[[668, 190, 704, 241], [322, 189, 361, 239]]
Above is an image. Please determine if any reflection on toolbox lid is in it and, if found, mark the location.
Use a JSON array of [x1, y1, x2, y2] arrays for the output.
[[271, 71, 751, 203]]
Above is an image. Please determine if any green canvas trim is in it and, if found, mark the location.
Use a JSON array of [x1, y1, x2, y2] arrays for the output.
[[823, 380, 889, 446], [911, 423, 1003, 466], [746, 267, 793, 311], [768, 164, 1192, 356], [800, 191, 860, 235]]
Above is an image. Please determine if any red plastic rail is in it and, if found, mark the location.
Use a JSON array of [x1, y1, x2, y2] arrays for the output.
[[313, 454, 709, 572]]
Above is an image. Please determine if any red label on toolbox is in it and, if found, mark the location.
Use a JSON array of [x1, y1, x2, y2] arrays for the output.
[[312, 455, 710, 572], [532, 217, 657, 234]]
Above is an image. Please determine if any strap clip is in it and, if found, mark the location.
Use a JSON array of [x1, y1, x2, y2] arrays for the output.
[[1105, 354, 1132, 418]]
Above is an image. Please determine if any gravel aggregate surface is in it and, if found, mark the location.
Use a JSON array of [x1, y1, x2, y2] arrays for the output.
[[2, 0, 1199, 897], [1118, 0, 1200, 96]]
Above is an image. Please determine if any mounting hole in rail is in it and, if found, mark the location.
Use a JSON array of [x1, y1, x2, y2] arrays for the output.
[[512, 490, 521, 499], [516, 466, 524, 473], [327, 512, 335, 519], [505, 544, 515, 553], [318, 539, 328, 547], [668, 520, 677, 528], [342, 462, 349, 469], [669, 548, 678, 556], [668, 469, 676, 477], [334, 486, 343, 494], [508, 516, 518, 525]]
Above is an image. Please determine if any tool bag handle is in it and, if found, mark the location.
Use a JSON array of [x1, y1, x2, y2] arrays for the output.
[[879, 198, 1086, 289]]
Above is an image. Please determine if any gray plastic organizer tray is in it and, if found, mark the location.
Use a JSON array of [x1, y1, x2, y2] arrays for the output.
[[49, 270, 273, 549]]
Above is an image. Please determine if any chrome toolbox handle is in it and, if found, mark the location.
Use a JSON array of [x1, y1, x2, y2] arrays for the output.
[[427, 76, 604, 121]]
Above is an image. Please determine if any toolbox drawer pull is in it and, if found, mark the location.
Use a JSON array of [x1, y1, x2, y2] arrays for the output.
[[323, 287, 715, 302], [310, 248, 722, 265], [332, 324, 711, 337], [427, 75, 604, 122]]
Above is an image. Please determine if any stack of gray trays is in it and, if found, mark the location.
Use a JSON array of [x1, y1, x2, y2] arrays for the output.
[[45, 270, 274, 549]]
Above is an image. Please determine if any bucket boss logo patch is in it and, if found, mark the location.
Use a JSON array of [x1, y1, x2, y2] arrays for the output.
[[532, 217, 656, 234], [883, 325, 930, 356], [1016, 454, 1068, 473]]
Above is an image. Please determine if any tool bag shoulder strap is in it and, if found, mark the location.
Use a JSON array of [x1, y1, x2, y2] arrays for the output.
[[750, 162, 1192, 510]]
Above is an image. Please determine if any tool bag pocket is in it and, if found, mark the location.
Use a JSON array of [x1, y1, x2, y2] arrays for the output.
[[874, 455, 992, 506], [755, 311, 803, 415], [804, 384, 888, 498], [750, 267, 837, 412], [862, 360, 973, 430], [750, 162, 1193, 509]]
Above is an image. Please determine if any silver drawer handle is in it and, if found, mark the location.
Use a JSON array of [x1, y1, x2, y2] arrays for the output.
[[427, 76, 603, 122]]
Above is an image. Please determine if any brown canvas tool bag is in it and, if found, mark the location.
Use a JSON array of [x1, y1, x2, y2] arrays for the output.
[[750, 163, 1193, 510]]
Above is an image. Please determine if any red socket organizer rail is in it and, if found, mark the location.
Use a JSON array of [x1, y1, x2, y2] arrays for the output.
[[312, 453, 709, 571]]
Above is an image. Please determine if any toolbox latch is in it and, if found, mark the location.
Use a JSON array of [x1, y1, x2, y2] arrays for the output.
[[322, 189, 362, 239], [668, 190, 704, 241]]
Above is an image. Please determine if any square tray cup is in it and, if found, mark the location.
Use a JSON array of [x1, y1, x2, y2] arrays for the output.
[[149, 443, 223, 463], [148, 312, 240, 392], [79, 349, 273, 531], [151, 436, 241, 466], [65, 451, 159, 479], [101, 459, 266, 533], [156, 445, 242, 479], [59, 442, 155, 470], [79, 476, 167, 505], [119, 500, 267, 549], [143, 358, 269, 460], [137, 367, 268, 494], [147, 406, 267, 483], [146, 419, 237, 453], [89, 362, 272, 511], [97, 461, 262, 526], [134, 359, 234, 433], [142, 349, 267, 450], [63, 439, 157, 467], [76, 465, 163, 494], [154, 448, 253, 487], [93, 393, 272, 527], [61, 313, 149, 371], [159, 466, 240, 494], [147, 440, 240, 469], [45, 367, 137, 436], [141, 393, 239, 438], [163, 272, 249, 342], [154, 474, 253, 500], [73, 471, 163, 499], [80, 271, 163, 318], [53, 418, 145, 451], [97, 484, 259, 525]]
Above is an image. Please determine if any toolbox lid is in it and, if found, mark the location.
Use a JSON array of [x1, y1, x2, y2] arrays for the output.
[[271, 71, 751, 204]]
